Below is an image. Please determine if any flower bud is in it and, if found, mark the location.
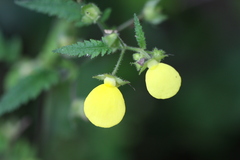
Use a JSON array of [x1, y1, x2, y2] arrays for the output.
[[81, 3, 101, 24], [143, 0, 167, 25], [132, 53, 146, 71], [102, 33, 122, 52], [133, 53, 141, 61]]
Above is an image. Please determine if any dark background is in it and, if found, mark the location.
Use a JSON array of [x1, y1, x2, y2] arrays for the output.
[[1, 0, 240, 159]]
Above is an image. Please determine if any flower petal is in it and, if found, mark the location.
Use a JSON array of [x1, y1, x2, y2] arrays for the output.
[[84, 84, 125, 128], [145, 63, 181, 99]]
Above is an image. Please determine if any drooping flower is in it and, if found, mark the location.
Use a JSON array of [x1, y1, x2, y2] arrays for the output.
[[145, 59, 181, 99], [84, 77, 125, 128]]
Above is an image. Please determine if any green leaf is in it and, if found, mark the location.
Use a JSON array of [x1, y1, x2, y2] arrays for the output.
[[53, 39, 113, 58], [0, 69, 59, 117], [15, 0, 83, 23], [133, 14, 147, 49], [100, 8, 112, 23]]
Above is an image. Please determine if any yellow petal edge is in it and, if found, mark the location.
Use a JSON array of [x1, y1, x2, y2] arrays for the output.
[[145, 62, 181, 99], [84, 83, 125, 128]]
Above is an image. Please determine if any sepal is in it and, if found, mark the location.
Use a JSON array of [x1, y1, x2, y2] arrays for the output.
[[93, 74, 129, 87], [151, 48, 167, 61]]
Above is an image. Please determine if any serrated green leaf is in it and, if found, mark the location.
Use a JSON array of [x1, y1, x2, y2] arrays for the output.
[[0, 69, 59, 117], [134, 14, 147, 49], [53, 39, 113, 58], [15, 0, 83, 23]]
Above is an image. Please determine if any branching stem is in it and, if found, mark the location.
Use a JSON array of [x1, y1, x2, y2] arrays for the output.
[[125, 46, 151, 59]]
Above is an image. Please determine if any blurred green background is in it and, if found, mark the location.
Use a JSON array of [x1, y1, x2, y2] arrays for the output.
[[1, 0, 240, 159]]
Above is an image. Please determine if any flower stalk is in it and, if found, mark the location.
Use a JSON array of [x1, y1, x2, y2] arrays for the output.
[[112, 49, 125, 76]]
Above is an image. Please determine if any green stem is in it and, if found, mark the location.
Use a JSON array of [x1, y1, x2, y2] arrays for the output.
[[117, 14, 144, 32], [125, 46, 151, 59], [97, 21, 105, 35], [112, 49, 125, 75], [117, 18, 134, 32]]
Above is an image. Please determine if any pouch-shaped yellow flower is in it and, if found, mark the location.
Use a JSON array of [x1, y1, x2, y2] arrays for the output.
[[84, 77, 125, 128], [145, 62, 181, 99]]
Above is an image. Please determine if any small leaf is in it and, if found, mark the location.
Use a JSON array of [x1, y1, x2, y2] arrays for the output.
[[53, 39, 113, 58], [0, 69, 59, 117], [15, 0, 83, 23], [100, 8, 112, 23], [134, 14, 147, 49]]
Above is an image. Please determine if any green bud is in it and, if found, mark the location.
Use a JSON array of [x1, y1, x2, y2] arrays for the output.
[[102, 32, 122, 52], [102, 33, 118, 47], [133, 53, 141, 61], [133, 53, 145, 66], [143, 0, 167, 25], [81, 3, 101, 24]]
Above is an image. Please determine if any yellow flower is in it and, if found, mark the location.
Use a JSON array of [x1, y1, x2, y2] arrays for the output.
[[84, 77, 125, 128], [145, 60, 181, 99]]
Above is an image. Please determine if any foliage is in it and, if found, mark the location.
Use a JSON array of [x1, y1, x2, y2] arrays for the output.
[[53, 39, 113, 58], [0, 69, 58, 116], [15, 0, 83, 26], [4, 0, 232, 159], [133, 14, 147, 49], [99, 8, 112, 23], [0, 0, 177, 129]]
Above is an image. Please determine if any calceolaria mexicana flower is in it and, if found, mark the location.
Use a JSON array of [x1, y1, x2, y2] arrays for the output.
[[84, 77, 125, 128], [145, 59, 181, 99]]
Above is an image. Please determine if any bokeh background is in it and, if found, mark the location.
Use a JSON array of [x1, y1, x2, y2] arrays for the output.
[[1, 0, 240, 159]]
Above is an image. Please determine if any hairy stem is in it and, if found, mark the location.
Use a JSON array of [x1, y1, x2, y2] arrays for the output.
[[97, 21, 105, 35], [112, 49, 125, 75]]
